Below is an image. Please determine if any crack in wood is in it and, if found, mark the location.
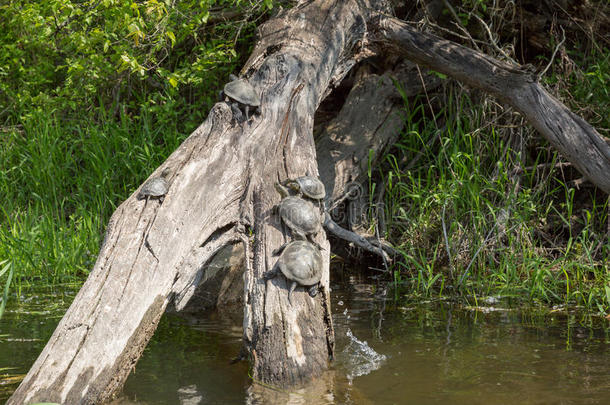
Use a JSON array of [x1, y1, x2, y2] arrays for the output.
[[321, 287, 334, 360], [251, 187, 265, 278], [144, 236, 159, 262], [199, 222, 237, 248], [66, 323, 89, 332]]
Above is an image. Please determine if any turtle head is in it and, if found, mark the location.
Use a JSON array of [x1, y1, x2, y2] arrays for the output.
[[160, 168, 171, 178], [285, 180, 301, 193], [274, 182, 290, 198]]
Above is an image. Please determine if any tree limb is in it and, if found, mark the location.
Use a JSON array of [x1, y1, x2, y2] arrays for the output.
[[372, 15, 610, 194]]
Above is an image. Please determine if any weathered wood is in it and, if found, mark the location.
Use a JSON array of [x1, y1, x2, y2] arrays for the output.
[[171, 67, 440, 310], [323, 213, 390, 261], [8, 1, 390, 403], [168, 243, 245, 320], [372, 15, 610, 193], [317, 63, 441, 202], [168, 65, 443, 307]]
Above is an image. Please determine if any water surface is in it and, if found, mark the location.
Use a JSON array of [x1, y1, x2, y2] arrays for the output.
[[1, 279, 609, 404]]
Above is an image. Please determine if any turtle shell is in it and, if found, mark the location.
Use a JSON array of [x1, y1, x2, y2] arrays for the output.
[[293, 176, 325, 200], [138, 176, 168, 199], [223, 77, 260, 107], [277, 240, 323, 286], [278, 196, 321, 236]]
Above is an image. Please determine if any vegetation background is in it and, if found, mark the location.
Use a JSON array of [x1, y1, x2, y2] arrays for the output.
[[0, 0, 608, 318]]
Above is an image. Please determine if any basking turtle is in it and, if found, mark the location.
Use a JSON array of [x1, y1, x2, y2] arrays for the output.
[[266, 240, 323, 304], [283, 176, 326, 201], [275, 183, 323, 247], [138, 168, 170, 203], [220, 74, 261, 123]]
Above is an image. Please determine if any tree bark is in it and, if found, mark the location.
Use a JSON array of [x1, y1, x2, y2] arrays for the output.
[[317, 63, 441, 202]]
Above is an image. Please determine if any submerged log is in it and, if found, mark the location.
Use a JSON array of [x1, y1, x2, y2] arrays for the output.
[[10, 2, 608, 404]]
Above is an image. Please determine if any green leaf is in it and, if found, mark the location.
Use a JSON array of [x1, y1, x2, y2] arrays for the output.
[[168, 77, 178, 88], [430, 71, 448, 79], [0, 260, 13, 320], [166, 31, 176, 46], [0, 260, 10, 278]]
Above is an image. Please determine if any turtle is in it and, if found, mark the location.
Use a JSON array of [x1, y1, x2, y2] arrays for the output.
[[220, 74, 261, 123], [137, 168, 170, 203], [275, 183, 323, 247], [266, 240, 323, 304], [283, 176, 326, 201]]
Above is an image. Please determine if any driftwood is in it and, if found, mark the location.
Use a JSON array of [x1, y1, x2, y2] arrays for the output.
[[9, 1, 609, 404]]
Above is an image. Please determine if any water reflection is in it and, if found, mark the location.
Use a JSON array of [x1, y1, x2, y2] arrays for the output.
[[332, 282, 610, 405], [1, 280, 609, 404], [0, 286, 77, 401]]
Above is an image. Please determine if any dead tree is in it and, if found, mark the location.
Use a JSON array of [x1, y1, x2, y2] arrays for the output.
[[9, 1, 609, 404]]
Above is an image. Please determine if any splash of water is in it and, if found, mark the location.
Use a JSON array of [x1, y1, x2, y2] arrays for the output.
[[343, 329, 387, 381]]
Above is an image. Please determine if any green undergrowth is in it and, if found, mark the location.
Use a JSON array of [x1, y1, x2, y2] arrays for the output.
[[378, 50, 609, 315], [0, 0, 276, 128], [0, 0, 280, 314], [0, 108, 187, 293]]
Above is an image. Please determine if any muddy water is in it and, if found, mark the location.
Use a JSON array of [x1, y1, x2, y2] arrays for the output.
[[1, 280, 609, 404]]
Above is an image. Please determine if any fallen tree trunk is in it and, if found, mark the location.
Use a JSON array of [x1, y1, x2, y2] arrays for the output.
[[10, 2, 609, 404], [171, 65, 441, 314]]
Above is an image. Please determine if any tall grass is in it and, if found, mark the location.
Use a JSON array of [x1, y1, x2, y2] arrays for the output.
[[378, 55, 609, 314], [0, 108, 189, 297]]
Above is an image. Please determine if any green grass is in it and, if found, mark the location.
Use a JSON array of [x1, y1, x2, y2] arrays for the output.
[[377, 52, 610, 315], [0, 108, 189, 296], [0, 0, 270, 318]]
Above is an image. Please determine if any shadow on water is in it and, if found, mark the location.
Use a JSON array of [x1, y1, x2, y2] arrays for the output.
[[1, 273, 610, 404]]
